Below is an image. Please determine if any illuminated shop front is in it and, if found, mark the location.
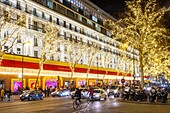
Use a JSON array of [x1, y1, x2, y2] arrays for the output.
[[0, 54, 138, 90], [11, 79, 26, 92], [28, 79, 41, 90]]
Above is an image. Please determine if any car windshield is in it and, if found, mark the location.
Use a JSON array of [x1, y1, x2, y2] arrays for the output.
[[110, 86, 118, 89], [94, 90, 100, 93]]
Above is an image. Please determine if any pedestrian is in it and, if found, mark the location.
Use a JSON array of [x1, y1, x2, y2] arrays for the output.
[[88, 87, 94, 99], [1, 88, 5, 101]]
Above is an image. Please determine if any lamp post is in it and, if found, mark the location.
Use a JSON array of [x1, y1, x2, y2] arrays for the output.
[[96, 57, 99, 86], [21, 42, 24, 92], [132, 47, 135, 87]]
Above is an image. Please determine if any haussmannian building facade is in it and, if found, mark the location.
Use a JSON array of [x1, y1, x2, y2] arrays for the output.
[[0, 0, 141, 92]]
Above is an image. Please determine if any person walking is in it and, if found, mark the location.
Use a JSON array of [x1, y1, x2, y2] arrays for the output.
[[88, 87, 94, 99], [1, 88, 5, 101]]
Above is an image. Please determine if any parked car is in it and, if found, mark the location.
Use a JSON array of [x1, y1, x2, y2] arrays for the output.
[[107, 85, 121, 97], [20, 90, 43, 101], [93, 89, 107, 100], [71, 88, 89, 99], [51, 89, 70, 97]]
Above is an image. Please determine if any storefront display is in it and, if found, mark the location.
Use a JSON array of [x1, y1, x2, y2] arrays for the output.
[[45, 79, 57, 89], [28, 79, 41, 90], [78, 80, 86, 87], [11, 79, 26, 92]]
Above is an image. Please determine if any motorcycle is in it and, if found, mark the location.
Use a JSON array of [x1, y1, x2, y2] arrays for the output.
[[129, 90, 135, 101], [156, 91, 168, 103], [123, 91, 129, 100], [149, 92, 156, 102]]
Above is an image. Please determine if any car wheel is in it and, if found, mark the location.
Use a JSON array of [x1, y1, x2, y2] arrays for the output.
[[40, 96, 43, 100], [28, 96, 32, 101], [20, 98, 24, 101], [108, 95, 110, 97], [104, 96, 107, 100], [98, 96, 101, 101], [71, 96, 74, 99]]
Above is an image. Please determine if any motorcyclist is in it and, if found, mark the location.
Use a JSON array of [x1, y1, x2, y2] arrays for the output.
[[74, 88, 81, 104]]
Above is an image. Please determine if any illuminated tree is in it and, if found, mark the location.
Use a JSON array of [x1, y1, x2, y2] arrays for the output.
[[64, 41, 87, 84], [35, 23, 61, 88], [85, 46, 101, 86], [101, 51, 112, 84], [105, 0, 170, 87], [0, 7, 27, 59]]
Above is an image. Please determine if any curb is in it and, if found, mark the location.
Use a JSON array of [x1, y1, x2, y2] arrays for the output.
[[118, 99, 170, 105]]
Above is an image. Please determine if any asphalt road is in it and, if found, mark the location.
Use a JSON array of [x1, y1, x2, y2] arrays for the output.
[[0, 96, 169, 113]]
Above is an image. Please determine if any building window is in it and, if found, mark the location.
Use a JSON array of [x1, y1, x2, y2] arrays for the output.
[[56, 18, 59, 25], [42, 12, 45, 19], [50, 55, 54, 60], [47, 0, 53, 9], [17, 35, 21, 43], [34, 51, 38, 57], [33, 8, 37, 16], [4, 46, 8, 52], [34, 37, 38, 46], [57, 57, 60, 61], [49, 15, 52, 22], [17, 48, 21, 55]]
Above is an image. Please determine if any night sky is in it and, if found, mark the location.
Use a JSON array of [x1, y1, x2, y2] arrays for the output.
[[90, 0, 170, 28]]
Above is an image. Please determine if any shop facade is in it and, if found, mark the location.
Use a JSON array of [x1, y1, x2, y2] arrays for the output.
[[0, 54, 138, 91]]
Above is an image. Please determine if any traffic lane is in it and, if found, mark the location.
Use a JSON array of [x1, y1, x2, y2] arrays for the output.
[[0, 97, 111, 113], [1, 97, 169, 113], [0, 98, 73, 113], [0, 97, 72, 109], [88, 100, 170, 113], [0, 96, 71, 107]]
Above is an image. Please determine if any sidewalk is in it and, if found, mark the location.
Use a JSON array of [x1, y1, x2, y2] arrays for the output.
[[118, 98, 170, 105], [13, 95, 20, 100]]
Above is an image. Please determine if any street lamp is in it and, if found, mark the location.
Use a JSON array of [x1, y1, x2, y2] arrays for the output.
[[21, 41, 31, 92]]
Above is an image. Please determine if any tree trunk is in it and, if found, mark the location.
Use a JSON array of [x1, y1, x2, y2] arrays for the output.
[[139, 49, 144, 88]]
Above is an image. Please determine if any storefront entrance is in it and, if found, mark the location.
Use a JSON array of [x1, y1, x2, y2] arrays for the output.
[[0, 80, 5, 88]]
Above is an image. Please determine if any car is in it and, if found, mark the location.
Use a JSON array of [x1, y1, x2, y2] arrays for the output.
[[20, 90, 44, 101], [107, 85, 120, 97], [93, 89, 107, 100], [71, 88, 89, 99], [51, 89, 70, 97]]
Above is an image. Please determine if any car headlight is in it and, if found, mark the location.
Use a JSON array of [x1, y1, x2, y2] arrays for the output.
[[95, 94, 100, 97], [56, 92, 59, 94], [20, 95, 23, 97], [25, 94, 29, 97], [114, 90, 118, 93], [107, 89, 110, 93]]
